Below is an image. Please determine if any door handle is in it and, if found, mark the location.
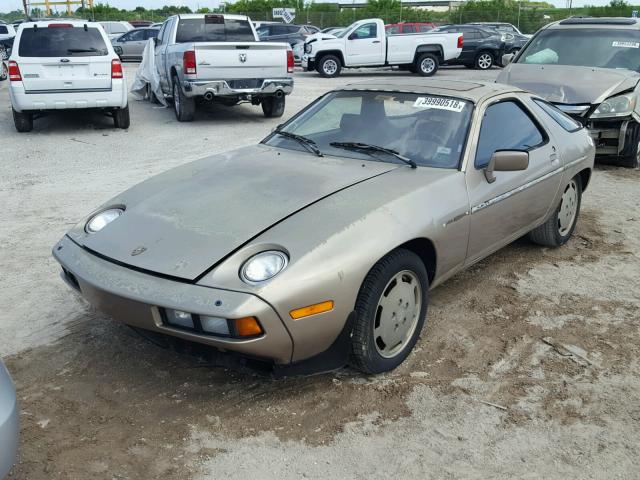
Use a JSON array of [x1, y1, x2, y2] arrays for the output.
[[549, 146, 558, 162], [372, 40, 381, 43]]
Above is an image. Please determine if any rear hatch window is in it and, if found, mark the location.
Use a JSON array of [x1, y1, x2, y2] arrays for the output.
[[176, 16, 255, 42], [18, 26, 108, 57]]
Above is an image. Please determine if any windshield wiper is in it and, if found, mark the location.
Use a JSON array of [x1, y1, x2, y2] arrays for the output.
[[330, 142, 417, 168], [274, 129, 323, 157]]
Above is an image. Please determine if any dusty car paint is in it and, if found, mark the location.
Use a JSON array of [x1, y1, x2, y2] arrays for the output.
[[53, 80, 594, 368]]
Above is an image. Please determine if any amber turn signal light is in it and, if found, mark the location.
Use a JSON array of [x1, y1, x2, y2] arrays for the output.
[[290, 301, 334, 320], [233, 316, 263, 337]]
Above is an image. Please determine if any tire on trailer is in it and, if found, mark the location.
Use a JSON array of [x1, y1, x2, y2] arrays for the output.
[[316, 54, 342, 78], [172, 75, 196, 122], [350, 248, 429, 374], [415, 53, 439, 77], [529, 175, 582, 247], [261, 95, 286, 118]]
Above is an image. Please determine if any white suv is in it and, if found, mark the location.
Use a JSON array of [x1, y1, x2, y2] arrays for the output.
[[8, 20, 129, 132]]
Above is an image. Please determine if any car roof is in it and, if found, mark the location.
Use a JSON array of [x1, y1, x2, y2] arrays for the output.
[[545, 16, 640, 30], [338, 79, 523, 102]]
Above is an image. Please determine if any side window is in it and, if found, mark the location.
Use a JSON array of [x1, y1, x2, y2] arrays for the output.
[[351, 23, 377, 40], [404, 25, 416, 33], [0, 26, 8, 34], [387, 26, 400, 34], [475, 101, 545, 168], [146, 29, 159, 39], [127, 29, 145, 41], [533, 98, 583, 132], [419, 25, 432, 32]]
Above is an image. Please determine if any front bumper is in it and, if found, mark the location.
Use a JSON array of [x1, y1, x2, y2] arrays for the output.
[[52, 236, 294, 364], [586, 118, 633, 156], [182, 78, 294, 99], [301, 55, 315, 71], [0, 363, 18, 479]]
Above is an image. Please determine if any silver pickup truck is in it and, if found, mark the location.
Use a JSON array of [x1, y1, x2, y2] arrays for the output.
[[154, 14, 294, 121]]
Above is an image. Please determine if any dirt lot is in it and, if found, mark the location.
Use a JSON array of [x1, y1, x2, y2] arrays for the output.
[[1, 65, 639, 479]]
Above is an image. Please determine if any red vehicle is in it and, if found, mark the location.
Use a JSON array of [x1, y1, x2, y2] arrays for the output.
[[385, 22, 435, 34]]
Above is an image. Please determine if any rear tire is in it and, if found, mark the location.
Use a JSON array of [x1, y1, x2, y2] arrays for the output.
[[172, 75, 195, 122], [0, 62, 7, 81], [317, 54, 341, 78], [261, 95, 285, 118], [113, 105, 130, 129], [474, 51, 494, 70], [415, 53, 439, 77], [350, 249, 429, 374], [529, 175, 582, 247], [13, 109, 33, 132]]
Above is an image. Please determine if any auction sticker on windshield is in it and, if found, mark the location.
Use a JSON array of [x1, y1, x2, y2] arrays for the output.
[[413, 97, 465, 112], [612, 41, 640, 48]]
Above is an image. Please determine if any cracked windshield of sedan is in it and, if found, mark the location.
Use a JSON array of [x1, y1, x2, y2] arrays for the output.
[[265, 90, 473, 168]]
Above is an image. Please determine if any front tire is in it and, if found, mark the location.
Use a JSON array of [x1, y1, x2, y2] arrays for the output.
[[317, 54, 341, 78], [415, 53, 439, 77], [13, 109, 33, 132], [529, 175, 582, 247], [172, 75, 195, 122], [475, 51, 494, 70], [350, 249, 429, 374], [113, 105, 130, 129], [261, 95, 285, 118], [616, 121, 640, 168]]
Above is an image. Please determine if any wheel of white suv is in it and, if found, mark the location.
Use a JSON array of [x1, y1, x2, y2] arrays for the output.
[[172, 76, 196, 122], [113, 105, 130, 129], [13, 109, 33, 133]]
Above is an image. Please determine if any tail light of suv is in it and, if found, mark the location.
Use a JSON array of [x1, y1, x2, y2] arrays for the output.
[[111, 59, 123, 79], [184, 50, 197, 75], [8, 61, 21, 81], [457, 35, 464, 49], [287, 49, 294, 73]]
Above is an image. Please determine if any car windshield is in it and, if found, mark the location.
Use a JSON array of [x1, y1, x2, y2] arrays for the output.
[[517, 28, 640, 71], [264, 90, 473, 169]]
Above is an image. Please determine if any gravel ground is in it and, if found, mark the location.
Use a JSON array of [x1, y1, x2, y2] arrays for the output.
[[1, 64, 639, 479]]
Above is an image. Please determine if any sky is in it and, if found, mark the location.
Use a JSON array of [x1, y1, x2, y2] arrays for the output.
[[3, 0, 619, 13]]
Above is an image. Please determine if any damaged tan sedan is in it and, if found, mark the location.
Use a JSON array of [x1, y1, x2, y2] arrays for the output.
[[53, 80, 594, 374]]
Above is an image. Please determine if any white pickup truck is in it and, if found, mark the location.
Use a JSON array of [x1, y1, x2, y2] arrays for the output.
[[154, 13, 294, 122], [301, 18, 463, 77]]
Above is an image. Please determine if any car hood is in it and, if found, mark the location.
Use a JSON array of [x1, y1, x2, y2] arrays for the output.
[[71, 145, 398, 281], [498, 64, 640, 104]]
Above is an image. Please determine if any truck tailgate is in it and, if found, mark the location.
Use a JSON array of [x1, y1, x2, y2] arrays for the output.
[[194, 42, 289, 79]]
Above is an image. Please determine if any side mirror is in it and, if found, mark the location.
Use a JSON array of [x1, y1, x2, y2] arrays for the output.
[[502, 53, 515, 66], [348, 33, 356, 40], [484, 150, 529, 183]]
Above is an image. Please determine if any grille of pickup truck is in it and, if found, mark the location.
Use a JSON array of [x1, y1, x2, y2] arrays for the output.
[[227, 79, 264, 89]]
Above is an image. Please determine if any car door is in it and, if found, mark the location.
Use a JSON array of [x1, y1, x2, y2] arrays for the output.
[[154, 19, 171, 92], [120, 29, 146, 58], [465, 97, 562, 264], [345, 22, 384, 65], [457, 27, 482, 63]]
